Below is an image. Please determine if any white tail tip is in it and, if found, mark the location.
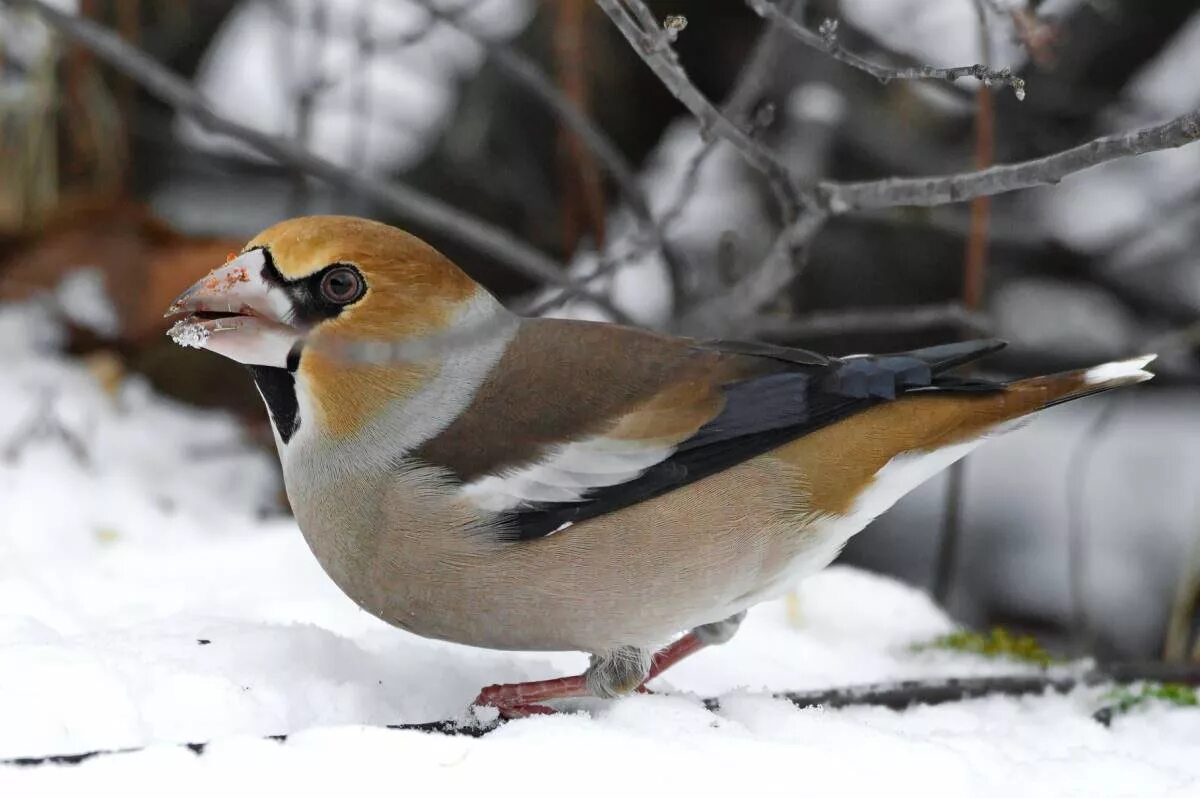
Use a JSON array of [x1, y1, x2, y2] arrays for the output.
[[1084, 354, 1157, 386]]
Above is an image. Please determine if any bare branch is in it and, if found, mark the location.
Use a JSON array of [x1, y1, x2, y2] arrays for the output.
[[1064, 398, 1125, 652], [7, 662, 1199, 765], [722, 0, 799, 119], [769, 661, 1200, 712], [678, 212, 828, 336], [6, 0, 634, 323], [596, 0, 804, 219], [747, 1, 1026, 99], [526, 2, 802, 320], [408, 0, 691, 291], [1164, 507, 1200, 662], [595, 3, 1200, 336], [748, 302, 992, 340], [817, 109, 1200, 212]]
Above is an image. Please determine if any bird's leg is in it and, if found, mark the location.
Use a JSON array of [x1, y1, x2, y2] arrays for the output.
[[472, 613, 746, 719], [473, 674, 592, 719], [473, 646, 650, 719], [641, 611, 746, 689]]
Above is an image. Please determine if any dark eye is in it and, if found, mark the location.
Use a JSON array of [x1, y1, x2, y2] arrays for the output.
[[319, 266, 363, 304]]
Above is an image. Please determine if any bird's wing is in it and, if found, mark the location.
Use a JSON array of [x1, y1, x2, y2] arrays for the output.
[[414, 318, 1005, 540]]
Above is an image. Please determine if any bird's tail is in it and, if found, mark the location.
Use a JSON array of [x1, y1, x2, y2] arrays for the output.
[[764, 352, 1156, 534], [1001, 354, 1157, 415], [814, 352, 1159, 460]]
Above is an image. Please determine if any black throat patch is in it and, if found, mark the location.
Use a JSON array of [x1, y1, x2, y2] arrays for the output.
[[247, 365, 299, 444]]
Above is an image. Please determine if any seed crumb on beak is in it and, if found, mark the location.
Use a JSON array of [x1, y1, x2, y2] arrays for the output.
[[167, 318, 212, 349]]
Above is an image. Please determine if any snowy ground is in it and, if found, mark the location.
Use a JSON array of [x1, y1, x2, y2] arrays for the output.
[[1, 304, 1198, 796]]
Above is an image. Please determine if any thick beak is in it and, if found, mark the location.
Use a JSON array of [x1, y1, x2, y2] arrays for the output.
[[165, 249, 299, 368]]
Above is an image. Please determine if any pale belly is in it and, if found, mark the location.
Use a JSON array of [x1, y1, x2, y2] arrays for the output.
[[288, 437, 983, 654], [289, 458, 843, 654]]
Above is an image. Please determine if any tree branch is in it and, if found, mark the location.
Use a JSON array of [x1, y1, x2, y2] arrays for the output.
[[7, 662, 1198, 766], [595, 0, 804, 219], [5, 0, 634, 322], [678, 211, 828, 336], [765, 661, 1200, 711], [748, 302, 992, 340], [408, 0, 691, 292], [817, 109, 1200, 212], [746, 0, 1026, 99]]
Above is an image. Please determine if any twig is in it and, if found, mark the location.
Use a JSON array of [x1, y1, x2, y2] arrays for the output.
[[816, 109, 1200, 212], [767, 661, 1200, 710], [1064, 398, 1126, 652], [286, 0, 326, 216], [748, 302, 992, 340], [934, 0, 996, 606], [746, 0, 1026, 99], [664, 0, 813, 327], [7, 662, 1198, 766], [408, 0, 690, 295], [1006, 4, 1060, 69], [933, 460, 967, 604], [5, 0, 633, 323], [553, 0, 608, 254], [962, 0, 996, 312], [1, 388, 90, 466], [346, 2, 374, 180], [598, 4, 1200, 335], [678, 211, 828, 336], [530, 2, 800, 320], [1164, 498, 1200, 663], [596, 0, 803, 219], [722, 0, 798, 118]]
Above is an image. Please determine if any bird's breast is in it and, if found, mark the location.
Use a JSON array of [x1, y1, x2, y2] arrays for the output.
[[279, 450, 873, 653]]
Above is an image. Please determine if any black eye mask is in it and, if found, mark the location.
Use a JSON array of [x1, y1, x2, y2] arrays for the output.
[[255, 246, 367, 328]]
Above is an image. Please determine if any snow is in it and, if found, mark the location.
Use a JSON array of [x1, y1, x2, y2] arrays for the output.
[[179, 0, 533, 172], [54, 269, 120, 338], [545, 119, 772, 325], [1, 301, 1198, 793]]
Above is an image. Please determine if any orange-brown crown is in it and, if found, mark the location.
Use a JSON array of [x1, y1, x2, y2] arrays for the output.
[[246, 215, 482, 342]]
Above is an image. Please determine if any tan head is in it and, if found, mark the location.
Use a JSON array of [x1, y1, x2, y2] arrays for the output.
[[166, 216, 508, 445], [166, 216, 487, 367]]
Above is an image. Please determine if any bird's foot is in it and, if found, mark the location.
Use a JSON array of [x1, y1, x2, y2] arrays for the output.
[[472, 674, 590, 719], [471, 628, 729, 719]]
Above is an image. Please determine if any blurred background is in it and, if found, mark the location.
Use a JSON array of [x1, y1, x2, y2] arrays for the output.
[[1, 0, 1197, 664]]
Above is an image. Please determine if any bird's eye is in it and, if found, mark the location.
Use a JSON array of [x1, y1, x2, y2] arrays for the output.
[[319, 266, 363, 304]]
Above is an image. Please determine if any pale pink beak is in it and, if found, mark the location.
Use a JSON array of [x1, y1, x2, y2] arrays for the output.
[[165, 249, 300, 368]]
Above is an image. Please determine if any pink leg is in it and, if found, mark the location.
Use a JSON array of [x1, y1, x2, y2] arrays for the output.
[[474, 632, 711, 717], [473, 675, 592, 719], [646, 631, 707, 680]]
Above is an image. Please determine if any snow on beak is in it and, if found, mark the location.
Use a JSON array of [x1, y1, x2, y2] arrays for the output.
[[164, 249, 299, 368]]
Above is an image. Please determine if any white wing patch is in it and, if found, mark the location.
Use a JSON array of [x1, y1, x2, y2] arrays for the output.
[[459, 436, 675, 513]]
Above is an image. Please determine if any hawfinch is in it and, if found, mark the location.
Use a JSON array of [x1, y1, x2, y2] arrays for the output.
[[166, 216, 1154, 718]]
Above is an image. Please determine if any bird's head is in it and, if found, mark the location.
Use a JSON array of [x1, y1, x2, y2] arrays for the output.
[[166, 215, 486, 368], [166, 215, 509, 447]]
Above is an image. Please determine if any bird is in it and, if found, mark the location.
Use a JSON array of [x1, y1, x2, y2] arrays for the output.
[[165, 215, 1155, 718]]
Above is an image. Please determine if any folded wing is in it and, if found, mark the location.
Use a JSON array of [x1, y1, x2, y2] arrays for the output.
[[413, 318, 1005, 540]]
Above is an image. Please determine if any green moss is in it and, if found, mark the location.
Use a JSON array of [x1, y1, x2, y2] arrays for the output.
[[912, 626, 1056, 666], [1104, 682, 1199, 713]]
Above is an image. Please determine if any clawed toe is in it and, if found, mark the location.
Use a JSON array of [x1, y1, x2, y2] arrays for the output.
[[473, 684, 562, 719]]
